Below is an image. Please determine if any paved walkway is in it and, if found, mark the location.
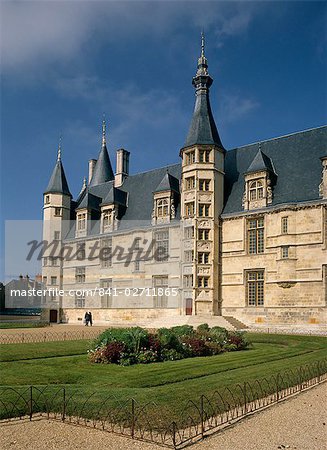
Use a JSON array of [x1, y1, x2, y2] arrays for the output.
[[1, 383, 326, 450]]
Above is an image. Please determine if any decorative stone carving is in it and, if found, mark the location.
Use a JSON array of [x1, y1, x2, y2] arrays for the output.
[[198, 220, 210, 228], [267, 179, 273, 204], [277, 281, 296, 288], [198, 266, 210, 275], [183, 265, 193, 274], [197, 242, 211, 251], [171, 202, 175, 219], [184, 191, 195, 202], [183, 240, 193, 250], [199, 193, 212, 203]]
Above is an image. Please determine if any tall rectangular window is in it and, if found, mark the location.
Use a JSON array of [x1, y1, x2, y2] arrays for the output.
[[75, 294, 85, 308], [101, 238, 112, 268], [199, 150, 211, 163], [185, 202, 194, 218], [51, 276, 57, 286], [77, 213, 86, 231], [281, 246, 289, 259], [154, 229, 169, 262], [185, 151, 195, 165], [153, 276, 168, 308], [198, 276, 209, 288], [198, 252, 210, 264], [281, 217, 288, 234], [183, 275, 193, 288], [199, 179, 210, 191], [54, 207, 62, 217], [198, 229, 210, 240], [75, 267, 85, 283], [185, 176, 195, 190], [102, 210, 112, 230], [184, 226, 194, 239], [198, 204, 210, 217], [54, 231, 60, 240], [247, 270, 264, 306], [100, 279, 112, 308], [184, 250, 193, 263], [248, 217, 264, 254], [77, 242, 86, 260]]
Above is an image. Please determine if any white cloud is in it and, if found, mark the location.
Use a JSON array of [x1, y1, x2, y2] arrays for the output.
[[219, 92, 260, 123], [0, 1, 259, 74]]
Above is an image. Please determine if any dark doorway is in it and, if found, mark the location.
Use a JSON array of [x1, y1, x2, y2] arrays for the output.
[[185, 298, 193, 315], [49, 309, 58, 323]]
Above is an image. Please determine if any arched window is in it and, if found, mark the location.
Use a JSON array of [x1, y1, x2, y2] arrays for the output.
[[249, 180, 264, 201], [157, 198, 169, 217]]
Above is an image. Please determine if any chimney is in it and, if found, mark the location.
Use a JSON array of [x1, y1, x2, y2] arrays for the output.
[[88, 159, 97, 184], [115, 149, 130, 187]]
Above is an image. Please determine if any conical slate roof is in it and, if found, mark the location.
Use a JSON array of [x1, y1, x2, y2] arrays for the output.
[[44, 159, 71, 196], [154, 172, 180, 193], [245, 149, 275, 174], [183, 34, 224, 150], [89, 145, 114, 186]]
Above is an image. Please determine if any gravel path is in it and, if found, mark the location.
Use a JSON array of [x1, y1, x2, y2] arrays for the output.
[[1, 383, 326, 450]]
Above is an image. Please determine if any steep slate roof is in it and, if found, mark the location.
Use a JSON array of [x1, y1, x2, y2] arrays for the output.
[[101, 186, 128, 206], [63, 126, 326, 240], [154, 172, 180, 193], [245, 149, 276, 174], [75, 191, 102, 211], [44, 160, 71, 196], [89, 144, 114, 187], [184, 92, 224, 149], [223, 126, 327, 215]]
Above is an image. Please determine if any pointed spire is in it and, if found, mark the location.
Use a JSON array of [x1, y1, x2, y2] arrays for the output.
[[102, 116, 106, 147], [182, 34, 224, 150], [57, 136, 62, 161], [44, 140, 71, 196], [89, 118, 114, 186]]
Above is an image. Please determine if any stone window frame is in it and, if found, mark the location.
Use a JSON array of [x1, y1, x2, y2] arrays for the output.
[[77, 213, 86, 231], [101, 238, 112, 268], [198, 276, 209, 288], [100, 278, 112, 308], [76, 242, 86, 261], [45, 195, 50, 204], [184, 226, 194, 239], [54, 207, 62, 217], [281, 216, 288, 234], [102, 209, 113, 231], [198, 228, 210, 240], [246, 269, 264, 306], [185, 176, 195, 190], [281, 246, 289, 259], [156, 198, 169, 217], [249, 180, 264, 201], [199, 149, 211, 163], [152, 275, 169, 308], [184, 150, 195, 165], [154, 229, 169, 262], [184, 250, 194, 263], [199, 179, 210, 191], [50, 276, 57, 286], [75, 266, 86, 283], [74, 294, 85, 309], [198, 203, 210, 217], [247, 216, 264, 254], [185, 201, 195, 218], [198, 252, 210, 264]]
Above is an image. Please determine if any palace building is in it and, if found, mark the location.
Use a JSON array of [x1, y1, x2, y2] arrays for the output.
[[42, 37, 327, 327]]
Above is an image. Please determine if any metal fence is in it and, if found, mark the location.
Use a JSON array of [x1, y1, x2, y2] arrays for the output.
[[0, 360, 326, 448], [0, 329, 105, 344]]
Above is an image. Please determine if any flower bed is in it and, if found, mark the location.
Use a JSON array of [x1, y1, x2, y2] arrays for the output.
[[88, 324, 251, 365]]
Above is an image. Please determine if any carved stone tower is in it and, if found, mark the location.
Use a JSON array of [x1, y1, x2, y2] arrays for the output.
[[180, 34, 225, 316]]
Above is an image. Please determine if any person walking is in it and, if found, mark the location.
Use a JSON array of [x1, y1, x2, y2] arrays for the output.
[[84, 311, 90, 326], [88, 311, 93, 326]]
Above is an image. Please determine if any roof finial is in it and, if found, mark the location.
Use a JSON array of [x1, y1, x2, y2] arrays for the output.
[[201, 31, 205, 58], [57, 136, 62, 162], [258, 141, 262, 152], [102, 115, 106, 147], [82, 176, 87, 189]]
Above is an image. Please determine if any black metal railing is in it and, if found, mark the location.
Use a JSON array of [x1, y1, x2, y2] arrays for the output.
[[0, 359, 326, 448]]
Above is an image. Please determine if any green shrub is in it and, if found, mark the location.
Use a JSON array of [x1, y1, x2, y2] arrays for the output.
[[196, 323, 210, 333], [171, 325, 194, 337], [157, 328, 181, 351], [161, 349, 184, 361]]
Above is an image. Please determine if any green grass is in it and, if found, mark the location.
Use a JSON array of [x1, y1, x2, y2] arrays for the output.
[[0, 322, 47, 329], [0, 333, 326, 423]]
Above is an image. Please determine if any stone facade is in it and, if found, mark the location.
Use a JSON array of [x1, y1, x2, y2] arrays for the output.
[[41, 38, 327, 327]]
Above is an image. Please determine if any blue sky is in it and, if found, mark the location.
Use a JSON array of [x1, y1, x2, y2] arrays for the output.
[[0, 1, 326, 281]]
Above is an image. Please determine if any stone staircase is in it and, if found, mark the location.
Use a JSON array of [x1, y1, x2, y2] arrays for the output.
[[223, 316, 248, 330]]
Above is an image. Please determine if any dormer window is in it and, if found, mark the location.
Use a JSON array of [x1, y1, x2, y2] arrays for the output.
[[77, 213, 86, 231], [103, 210, 112, 230], [249, 180, 264, 201], [157, 198, 169, 217]]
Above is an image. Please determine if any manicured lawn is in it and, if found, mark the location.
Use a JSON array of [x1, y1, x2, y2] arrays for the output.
[[0, 333, 326, 424], [0, 322, 47, 329]]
